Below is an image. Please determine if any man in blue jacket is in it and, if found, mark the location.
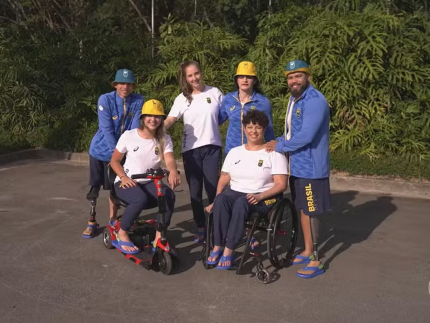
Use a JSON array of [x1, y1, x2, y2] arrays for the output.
[[266, 60, 331, 278], [82, 68, 144, 238]]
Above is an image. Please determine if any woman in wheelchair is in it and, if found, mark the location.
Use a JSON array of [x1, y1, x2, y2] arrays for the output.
[[110, 100, 181, 254], [205, 110, 288, 269]]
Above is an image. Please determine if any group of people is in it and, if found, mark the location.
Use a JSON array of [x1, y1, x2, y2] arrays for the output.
[[82, 59, 331, 279]]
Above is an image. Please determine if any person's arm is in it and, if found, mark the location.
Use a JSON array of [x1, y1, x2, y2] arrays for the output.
[[130, 97, 144, 129], [164, 151, 181, 189], [97, 96, 117, 154], [165, 96, 184, 131], [110, 148, 136, 188], [218, 95, 229, 125], [275, 98, 327, 153], [263, 99, 276, 142], [246, 174, 288, 205], [164, 116, 177, 130]]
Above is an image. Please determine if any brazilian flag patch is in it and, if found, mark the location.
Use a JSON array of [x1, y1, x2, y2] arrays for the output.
[[250, 106, 256, 110], [155, 147, 159, 155], [258, 160, 263, 167], [206, 97, 211, 103]]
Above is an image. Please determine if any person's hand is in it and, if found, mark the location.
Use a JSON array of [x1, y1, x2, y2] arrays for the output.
[[120, 175, 137, 188], [168, 171, 181, 189], [265, 140, 277, 152], [205, 203, 214, 213], [246, 193, 262, 205]]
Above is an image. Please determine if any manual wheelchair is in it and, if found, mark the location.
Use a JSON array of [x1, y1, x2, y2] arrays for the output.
[[202, 197, 299, 284]]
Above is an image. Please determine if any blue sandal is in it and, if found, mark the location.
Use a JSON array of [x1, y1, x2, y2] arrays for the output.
[[290, 254, 313, 265], [206, 248, 224, 265], [194, 229, 206, 242], [250, 237, 260, 250], [296, 264, 325, 278], [112, 239, 140, 254], [82, 221, 99, 239], [216, 254, 234, 270]]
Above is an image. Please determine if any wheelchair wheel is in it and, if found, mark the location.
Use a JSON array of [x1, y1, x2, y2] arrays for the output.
[[202, 212, 214, 269], [267, 198, 298, 269], [102, 227, 115, 249], [159, 251, 173, 275]]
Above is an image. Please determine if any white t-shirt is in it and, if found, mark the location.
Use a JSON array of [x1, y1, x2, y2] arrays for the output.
[[168, 86, 223, 153], [222, 145, 289, 193], [114, 129, 174, 183]]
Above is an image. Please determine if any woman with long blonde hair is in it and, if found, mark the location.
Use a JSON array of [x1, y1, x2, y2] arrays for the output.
[[164, 61, 223, 242], [110, 99, 181, 254]]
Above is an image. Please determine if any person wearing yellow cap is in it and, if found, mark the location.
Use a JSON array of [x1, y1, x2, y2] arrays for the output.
[[164, 60, 224, 243], [218, 61, 275, 155], [109, 99, 181, 254], [83, 68, 144, 239], [266, 59, 331, 278]]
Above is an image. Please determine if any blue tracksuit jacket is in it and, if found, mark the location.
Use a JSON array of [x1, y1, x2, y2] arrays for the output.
[[89, 91, 144, 162], [275, 85, 330, 179], [219, 91, 275, 154]]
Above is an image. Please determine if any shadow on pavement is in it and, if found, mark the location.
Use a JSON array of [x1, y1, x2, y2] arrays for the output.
[[317, 190, 397, 268]]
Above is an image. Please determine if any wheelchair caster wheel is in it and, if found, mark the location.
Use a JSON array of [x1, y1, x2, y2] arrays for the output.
[[256, 270, 271, 284], [159, 251, 173, 275]]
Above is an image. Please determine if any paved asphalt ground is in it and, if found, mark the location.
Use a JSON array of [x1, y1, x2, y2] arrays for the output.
[[0, 159, 429, 323]]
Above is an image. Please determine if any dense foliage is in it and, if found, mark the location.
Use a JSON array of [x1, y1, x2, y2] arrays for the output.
[[1, 0, 429, 178]]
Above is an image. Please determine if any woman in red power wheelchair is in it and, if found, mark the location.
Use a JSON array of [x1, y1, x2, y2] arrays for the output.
[[109, 99, 180, 254]]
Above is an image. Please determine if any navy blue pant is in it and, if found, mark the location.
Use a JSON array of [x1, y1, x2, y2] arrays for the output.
[[182, 145, 221, 228], [212, 188, 280, 250], [115, 181, 175, 231], [89, 155, 110, 190]]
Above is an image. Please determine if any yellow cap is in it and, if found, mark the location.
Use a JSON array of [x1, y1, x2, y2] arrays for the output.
[[235, 61, 257, 77], [140, 99, 166, 118]]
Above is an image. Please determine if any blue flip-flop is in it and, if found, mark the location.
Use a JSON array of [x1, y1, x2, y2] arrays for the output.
[[296, 264, 325, 278], [82, 222, 99, 239], [206, 248, 224, 265], [290, 254, 313, 265], [112, 239, 140, 254], [250, 237, 260, 250], [194, 229, 206, 242], [216, 255, 234, 270]]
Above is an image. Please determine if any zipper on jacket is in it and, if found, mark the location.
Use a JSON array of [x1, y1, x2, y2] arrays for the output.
[[234, 96, 253, 145]]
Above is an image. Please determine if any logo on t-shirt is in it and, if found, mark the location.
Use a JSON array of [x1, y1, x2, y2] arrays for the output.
[[258, 160, 263, 167], [296, 108, 301, 118], [206, 98, 211, 104], [234, 160, 241, 164], [154, 147, 159, 155], [133, 146, 139, 152]]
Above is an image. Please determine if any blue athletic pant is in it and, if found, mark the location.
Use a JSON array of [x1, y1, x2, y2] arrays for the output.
[[114, 181, 175, 231], [212, 188, 280, 250], [182, 144, 221, 228]]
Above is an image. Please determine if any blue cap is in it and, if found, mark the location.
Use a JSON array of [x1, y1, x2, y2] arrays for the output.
[[112, 68, 136, 84], [284, 60, 311, 76]]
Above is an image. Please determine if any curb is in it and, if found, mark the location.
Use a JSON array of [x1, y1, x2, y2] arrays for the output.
[[1, 149, 429, 200]]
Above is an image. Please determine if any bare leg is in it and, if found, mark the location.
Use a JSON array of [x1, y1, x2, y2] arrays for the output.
[[292, 210, 313, 263], [109, 198, 118, 223]]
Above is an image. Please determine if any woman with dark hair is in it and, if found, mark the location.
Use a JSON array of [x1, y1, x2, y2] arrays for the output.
[[110, 99, 181, 254], [205, 110, 288, 270], [164, 61, 223, 242], [219, 61, 275, 155]]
